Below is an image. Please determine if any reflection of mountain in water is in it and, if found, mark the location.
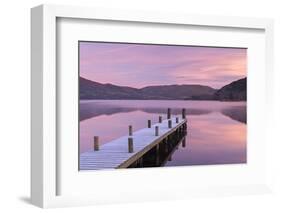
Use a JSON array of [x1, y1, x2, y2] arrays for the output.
[[80, 102, 246, 124], [80, 103, 211, 121], [221, 106, 246, 124], [80, 104, 135, 121]]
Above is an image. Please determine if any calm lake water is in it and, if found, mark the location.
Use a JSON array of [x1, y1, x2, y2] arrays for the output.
[[79, 100, 246, 166]]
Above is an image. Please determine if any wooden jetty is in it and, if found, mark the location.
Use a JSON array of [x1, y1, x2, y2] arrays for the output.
[[80, 109, 187, 170]]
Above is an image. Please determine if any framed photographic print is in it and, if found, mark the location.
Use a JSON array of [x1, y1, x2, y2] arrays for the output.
[[78, 41, 247, 170], [31, 4, 274, 208]]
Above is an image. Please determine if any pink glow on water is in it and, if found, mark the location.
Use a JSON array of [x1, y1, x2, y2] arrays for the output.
[[165, 112, 246, 166], [79, 100, 246, 166]]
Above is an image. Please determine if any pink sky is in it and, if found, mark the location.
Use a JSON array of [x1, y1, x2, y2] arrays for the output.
[[79, 42, 247, 89]]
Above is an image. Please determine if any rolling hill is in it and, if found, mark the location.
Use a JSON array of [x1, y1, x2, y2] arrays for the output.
[[80, 77, 246, 101], [80, 77, 217, 100], [213, 78, 247, 101]]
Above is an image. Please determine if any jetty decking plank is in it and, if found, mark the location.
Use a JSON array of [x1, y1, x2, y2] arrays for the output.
[[80, 117, 186, 170]]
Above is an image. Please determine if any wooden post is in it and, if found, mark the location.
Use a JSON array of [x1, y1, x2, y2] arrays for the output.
[[165, 138, 168, 152], [176, 117, 179, 123], [155, 126, 159, 136], [167, 108, 171, 119], [182, 137, 186, 148], [128, 137, 134, 153], [168, 120, 172, 128], [182, 108, 186, 119], [159, 116, 162, 123], [93, 136, 99, 151], [148, 120, 151, 128], [156, 144, 160, 165], [129, 125, 133, 136], [139, 157, 143, 167]]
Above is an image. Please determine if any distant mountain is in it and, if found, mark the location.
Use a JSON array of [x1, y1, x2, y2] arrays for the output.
[[213, 78, 247, 101], [80, 77, 247, 101], [80, 77, 217, 100], [140, 84, 216, 100], [80, 77, 144, 100]]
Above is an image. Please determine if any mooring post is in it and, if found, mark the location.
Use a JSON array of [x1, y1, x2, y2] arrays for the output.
[[156, 144, 159, 152], [168, 120, 172, 128], [156, 144, 160, 165], [155, 126, 159, 136], [159, 116, 162, 123], [93, 136, 99, 151], [148, 120, 151, 128], [139, 157, 143, 167], [165, 139, 169, 152], [167, 108, 171, 119], [182, 108, 186, 119], [128, 137, 134, 153], [176, 117, 179, 123], [182, 137, 186, 148], [129, 125, 133, 136]]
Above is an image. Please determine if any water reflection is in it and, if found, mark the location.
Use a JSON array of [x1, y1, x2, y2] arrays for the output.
[[221, 106, 247, 124], [79, 100, 247, 166], [80, 100, 246, 124], [129, 133, 187, 168], [165, 112, 246, 166], [80, 105, 211, 121]]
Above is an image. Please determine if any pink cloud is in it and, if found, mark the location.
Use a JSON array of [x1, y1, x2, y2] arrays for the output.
[[79, 42, 247, 89]]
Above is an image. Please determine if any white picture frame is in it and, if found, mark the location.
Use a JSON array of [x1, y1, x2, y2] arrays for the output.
[[31, 4, 274, 208]]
